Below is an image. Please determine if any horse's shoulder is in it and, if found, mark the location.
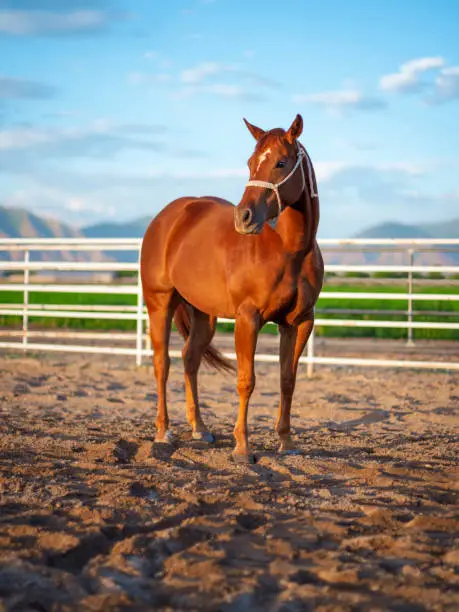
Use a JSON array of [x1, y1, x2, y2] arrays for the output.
[[197, 196, 234, 208], [177, 197, 236, 228], [157, 196, 233, 221]]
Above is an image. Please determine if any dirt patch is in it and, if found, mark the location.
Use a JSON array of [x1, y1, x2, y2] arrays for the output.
[[0, 351, 458, 611]]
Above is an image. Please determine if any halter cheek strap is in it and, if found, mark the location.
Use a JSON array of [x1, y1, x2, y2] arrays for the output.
[[245, 142, 318, 215]]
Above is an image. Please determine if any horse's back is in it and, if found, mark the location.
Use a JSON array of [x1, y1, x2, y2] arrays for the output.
[[142, 196, 233, 252], [140, 196, 234, 294]]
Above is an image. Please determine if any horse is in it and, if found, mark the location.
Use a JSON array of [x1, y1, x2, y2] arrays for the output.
[[140, 114, 324, 463]]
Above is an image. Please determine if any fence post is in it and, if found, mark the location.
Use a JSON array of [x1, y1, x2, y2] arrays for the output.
[[135, 249, 143, 366], [307, 326, 315, 378], [406, 248, 415, 347], [22, 249, 30, 348]]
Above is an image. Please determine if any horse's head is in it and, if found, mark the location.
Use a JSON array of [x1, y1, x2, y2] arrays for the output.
[[234, 114, 306, 235]]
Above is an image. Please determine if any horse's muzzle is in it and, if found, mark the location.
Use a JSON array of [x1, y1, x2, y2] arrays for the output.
[[234, 205, 263, 235]]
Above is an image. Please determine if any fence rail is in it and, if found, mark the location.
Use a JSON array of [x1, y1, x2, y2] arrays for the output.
[[1, 237, 459, 375]]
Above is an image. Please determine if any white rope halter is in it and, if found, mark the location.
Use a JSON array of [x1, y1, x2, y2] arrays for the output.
[[245, 142, 318, 215]]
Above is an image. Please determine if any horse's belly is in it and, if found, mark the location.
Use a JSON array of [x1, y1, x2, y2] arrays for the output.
[[175, 279, 235, 318]]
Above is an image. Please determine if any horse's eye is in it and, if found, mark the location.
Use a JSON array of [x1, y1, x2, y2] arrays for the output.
[[276, 160, 286, 169]]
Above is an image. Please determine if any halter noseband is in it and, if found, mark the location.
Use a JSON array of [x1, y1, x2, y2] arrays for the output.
[[245, 142, 318, 215]]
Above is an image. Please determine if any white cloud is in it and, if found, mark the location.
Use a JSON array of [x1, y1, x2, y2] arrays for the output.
[[379, 56, 459, 104], [130, 59, 277, 102], [316, 161, 425, 182], [379, 56, 444, 93], [377, 162, 425, 176], [0, 127, 53, 150], [4, 184, 115, 218], [179, 61, 278, 89], [293, 89, 386, 115], [403, 57, 445, 72], [0, 9, 112, 35], [0, 121, 207, 178], [429, 66, 459, 103], [173, 83, 264, 101], [181, 62, 222, 84], [173, 61, 273, 100], [0, 122, 169, 171]]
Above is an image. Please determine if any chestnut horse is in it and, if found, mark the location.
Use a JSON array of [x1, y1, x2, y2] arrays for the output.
[[140, 114, 324, 463]]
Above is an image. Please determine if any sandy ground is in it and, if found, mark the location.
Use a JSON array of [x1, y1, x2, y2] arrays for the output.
[[0, 341, 458, 611]]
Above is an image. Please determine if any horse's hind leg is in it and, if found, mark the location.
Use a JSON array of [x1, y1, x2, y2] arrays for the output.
[[145, 291, 178, 443], [182, 307, 216, 443]]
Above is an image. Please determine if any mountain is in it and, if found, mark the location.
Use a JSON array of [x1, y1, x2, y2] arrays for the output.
[[347, 219, 459, 267], [0, 205, 151, 264], [418, 218, 459, 239], [0, 205, 82, 240], [353, 221, 431, 239], [83, 216, 152, 239], [82, 217, 153, 262], [0, 205, 101, 263], [353, 218, 459, 240]]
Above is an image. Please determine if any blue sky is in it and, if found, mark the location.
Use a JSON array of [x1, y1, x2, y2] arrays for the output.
[[1, 0, 458, 236]]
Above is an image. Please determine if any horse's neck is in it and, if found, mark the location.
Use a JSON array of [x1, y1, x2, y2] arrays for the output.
[[276, 156, 320, 255]]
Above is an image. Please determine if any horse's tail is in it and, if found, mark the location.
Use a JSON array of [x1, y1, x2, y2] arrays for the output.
[[174, 303, 236, 374]]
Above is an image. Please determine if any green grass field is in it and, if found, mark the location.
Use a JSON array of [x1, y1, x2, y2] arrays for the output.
[[1, 283, 459, 340]]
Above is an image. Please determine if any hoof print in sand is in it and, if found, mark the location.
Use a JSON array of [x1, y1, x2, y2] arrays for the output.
[[152, 434, 177, 460], [13, 382, 31, 395], [235, 512, 267, 532], [129, 481, 159, 501], [113, 439, 138, 463]]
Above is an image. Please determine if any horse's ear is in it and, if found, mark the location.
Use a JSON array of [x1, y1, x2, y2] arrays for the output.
[[243, 118, 265, 141], [286, 114, 303, 143]]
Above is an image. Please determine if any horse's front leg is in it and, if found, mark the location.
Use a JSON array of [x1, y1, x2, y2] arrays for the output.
[[233, 305, 260, 464], [277, 318, 314, 453]]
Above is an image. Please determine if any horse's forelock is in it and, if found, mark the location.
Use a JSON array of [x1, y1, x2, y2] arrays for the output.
[[255, 131, 286, 154]]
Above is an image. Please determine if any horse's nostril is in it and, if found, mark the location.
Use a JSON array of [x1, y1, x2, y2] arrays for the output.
[[242, 209, 252, 225]]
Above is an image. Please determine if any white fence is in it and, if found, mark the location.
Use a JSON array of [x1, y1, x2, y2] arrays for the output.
[[1, 237, 459, 375]]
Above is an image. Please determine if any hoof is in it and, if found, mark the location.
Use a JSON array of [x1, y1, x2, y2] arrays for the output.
[[278, 437, 299, 455], [192, 431, 215, 443], [231, 451, 256, 465], [155, 430, 175, 444]]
